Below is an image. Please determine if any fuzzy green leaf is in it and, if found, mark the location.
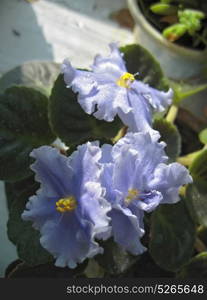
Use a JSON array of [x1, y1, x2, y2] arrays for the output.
[[190, 149, 207, 193], [95, 238, 139, 276], [199, 128, 207, 145], [0, 86, 55, 181], [153, 118, 181, 162], [178, 252, 207, 279], [185, 184, 207, 227], [49, 74, 122, 146], [149, 200, 196, 272], [120, 44, 169, 91], [7, 176, 53, 266]]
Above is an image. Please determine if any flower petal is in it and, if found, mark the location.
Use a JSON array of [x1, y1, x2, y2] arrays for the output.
[[112, 145, 140, 198], [131, 190, 163, 212], [62, 59, 97, 97], [92, 43, 127, 77], [112, 132, 167, 178], [62, 44, 173, 132], [118, 89, 154, 133], [93, 85, 132, 121], [22, 193, 58, 230], [40, 212, 103, 268], [109, 204, 146, 255], [132, 81, 173, 112], [100, 144, 116, 202], [68, 142, 102, 197], [77, 181, 112, 241], [22, 142, 111, 268], [30, 146, 73, 198], [63, 62, 131, 122], [149, 162, 193, 204]]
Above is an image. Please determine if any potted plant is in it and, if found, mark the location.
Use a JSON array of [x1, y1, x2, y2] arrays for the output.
[[128, 0, 207, 80]]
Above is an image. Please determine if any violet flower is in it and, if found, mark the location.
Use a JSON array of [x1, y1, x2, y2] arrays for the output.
[[62, 43, 173, 133], [100, 132, 192, 254], [22, 143, 111, 268]]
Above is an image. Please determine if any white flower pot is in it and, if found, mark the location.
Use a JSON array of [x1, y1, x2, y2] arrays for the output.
[[128, 0, 207, 80]]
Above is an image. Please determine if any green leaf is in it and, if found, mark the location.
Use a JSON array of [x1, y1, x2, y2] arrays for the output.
[[170, 80, 207, 105], [177, 252, 207, 279], [130, 252, 174, 278], [153, 118, 181, 162], [49, 74, 122, 146], [175, 107, 204, 155], [149, 200, 196, 272], [5, 260, 87, 278], [178, 9, 205, 34], [95, 238, 139, 276], [163, 24, 187, 42], [197, 226, 207, 247], [120, 44, 169, 91], [190, 149, 207, 192], [7, 176, 53, 266], [185, 184, 207, 227], [199, 128, 207, 145], [0, 86, 55, 181], [150, 3, 178, 15], [84, 259, 105, 278], [5, 176, 37, 211], [0, 61, 60, 97]]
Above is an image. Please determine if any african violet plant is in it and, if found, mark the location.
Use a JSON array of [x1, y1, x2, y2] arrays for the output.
[[1, 43, 207, 278]]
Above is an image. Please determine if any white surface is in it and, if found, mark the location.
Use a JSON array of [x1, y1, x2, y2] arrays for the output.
[[0, 0, 133, 277], [0, 0, 133, 74]]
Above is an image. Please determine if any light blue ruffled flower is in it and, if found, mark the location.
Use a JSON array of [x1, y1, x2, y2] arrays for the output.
[[100, 132, 192, 255], [22, 143, 111, 268], [61, 43, 173, 133]]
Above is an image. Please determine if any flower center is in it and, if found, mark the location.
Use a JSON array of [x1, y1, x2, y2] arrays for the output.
[[116, 72, 135, 88], [56, 196, 77, 213], [125, 188, 139, 206]]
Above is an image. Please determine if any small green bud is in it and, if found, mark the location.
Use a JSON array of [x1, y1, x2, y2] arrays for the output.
[[179, 9, 205, 35], [150, 3, 178, 16], [199, 128, 207, 145], [163, 23, 187, 41]]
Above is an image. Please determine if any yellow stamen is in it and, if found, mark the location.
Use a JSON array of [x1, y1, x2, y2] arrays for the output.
[[125, 189, 139, 206], [56, 196, 77, 213], [116, 72, 135, 88]]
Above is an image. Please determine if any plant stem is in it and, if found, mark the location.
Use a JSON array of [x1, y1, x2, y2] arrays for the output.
[[165, 105, 178, 123], [177, 145, 207, 166], [177, 149, 202, 166], [113, 126, 128, 143], [195, 238, 207, 253]]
